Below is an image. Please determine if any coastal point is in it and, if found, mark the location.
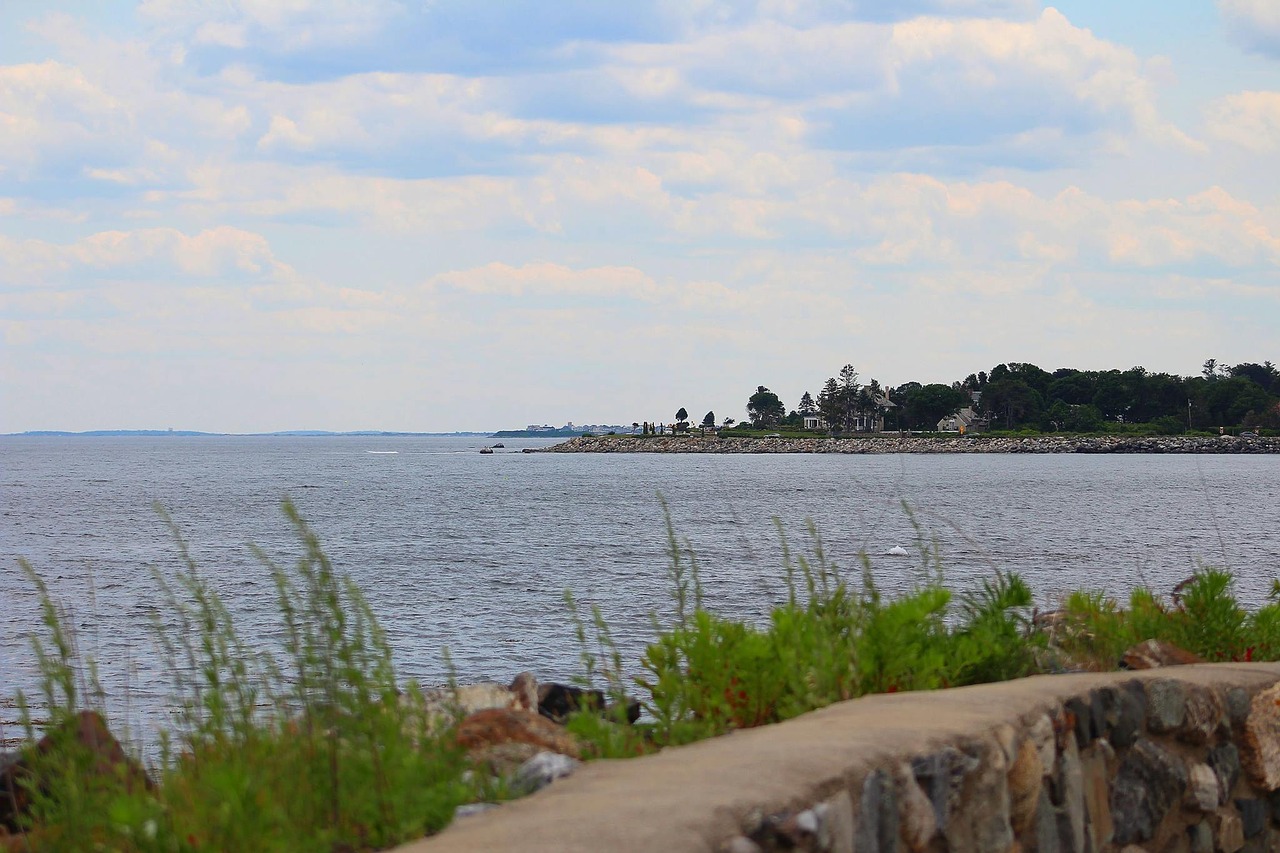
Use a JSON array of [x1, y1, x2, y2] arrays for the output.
[[541, 434, 1280, 455]]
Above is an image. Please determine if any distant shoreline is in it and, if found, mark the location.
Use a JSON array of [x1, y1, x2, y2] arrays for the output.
[[538, 434, 1280, 454], [4, 430, 496, 438], [490, 429, 589, 438]]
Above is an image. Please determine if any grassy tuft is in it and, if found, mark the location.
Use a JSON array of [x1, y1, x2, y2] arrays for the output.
[[1055, 568, 1280, 668], [12, 500, 1280, 848], [7, 500, 478, 852], [570, 508, 1043, 753]]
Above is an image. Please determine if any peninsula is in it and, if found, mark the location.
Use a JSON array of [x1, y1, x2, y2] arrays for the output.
[[539, 434, 1280, 454]]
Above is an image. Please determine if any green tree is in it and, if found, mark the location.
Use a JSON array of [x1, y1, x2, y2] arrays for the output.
[[1092, 371, 1130, 421], [984, 379, 1042, 430], [855, 378, 886, 431], [1204, 377, 1274, 427], [837, 365, 860, 432], [676, 407, 688, 424], [1245, 401, 1280, 430], [817, 378, 841, 432], [1231, 362, 1279, 394], [702, 411, 716, 429], [1047, 370, 1096, 406], [1202, 358, 1230, 381], [747, 386, 785, 427], [904, 384, 969, 430], [797, 391, 817, 415], [1066, 404, 1103, 432], [1011, 363, 1052, 395], [1151, 415, 1186, 435], [1132, 371, 1188, 423], [890, 382, 922, 431]]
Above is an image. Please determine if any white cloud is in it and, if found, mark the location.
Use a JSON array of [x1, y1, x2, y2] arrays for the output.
[[1206, 90, 1280, 151], [139, 0, 399, 50], [586, 7, 1196, 161], [2, 2, 1278, 431], [0, 227, 293, 286], [19, 2, 1177, 194], [0, 61, 127, 172], [837, 178, 1280, 271], [0, 20, 253, 189], [257, 115, 318, 151], [193, 21, 248, 49], [1219, 0, 1280, 58], [430, 262, 660, 299]]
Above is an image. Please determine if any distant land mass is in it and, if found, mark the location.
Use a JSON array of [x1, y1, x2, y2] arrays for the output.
[[491, 423, 641, 438], [490, 428, 586, 438], [8, 424, 640, 439], [8, 430, 493, 437]]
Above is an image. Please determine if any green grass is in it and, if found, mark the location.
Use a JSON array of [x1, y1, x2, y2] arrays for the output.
[[560, 507, 1280, 759], [9, 502, 1280, 848], [7, 501, 480, 852], [1052, 570, 1280, 668], [562, 504, 1045, 753]]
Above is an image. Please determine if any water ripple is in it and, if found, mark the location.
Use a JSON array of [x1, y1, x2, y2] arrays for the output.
[[3, 435, 1278, 727]]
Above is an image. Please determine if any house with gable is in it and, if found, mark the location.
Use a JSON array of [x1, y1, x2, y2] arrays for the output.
[[937, 406, 986, 433]]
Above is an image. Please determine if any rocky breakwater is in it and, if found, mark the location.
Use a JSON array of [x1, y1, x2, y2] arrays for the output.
[[539, 434, 1280, 455]]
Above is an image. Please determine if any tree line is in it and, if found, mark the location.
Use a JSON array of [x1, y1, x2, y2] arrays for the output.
[[729, 359, 1280, 434]]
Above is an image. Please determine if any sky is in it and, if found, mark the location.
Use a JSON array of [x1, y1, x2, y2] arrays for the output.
[[3, 1, 1280, 432]]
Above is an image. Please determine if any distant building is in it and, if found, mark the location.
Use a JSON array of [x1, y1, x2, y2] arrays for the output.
[[855, 395, 895, 433], [801, 395, 894, 433], [937, 407, 985, 433], [516, 422, 643, 435]]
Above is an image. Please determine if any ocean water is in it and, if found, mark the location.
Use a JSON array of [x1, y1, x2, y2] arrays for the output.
[[3, 435, 1280, 733]]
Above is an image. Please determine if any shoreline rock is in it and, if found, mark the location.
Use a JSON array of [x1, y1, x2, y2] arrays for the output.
[[536, 434, 1280, 455]]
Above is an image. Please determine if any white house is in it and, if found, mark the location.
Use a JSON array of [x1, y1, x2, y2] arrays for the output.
[[802, 395, 895, 432]]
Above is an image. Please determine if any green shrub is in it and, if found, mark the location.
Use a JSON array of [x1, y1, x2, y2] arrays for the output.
[[9, 502, 477, 852], [15, 501, 1280, 848], [1175, 570, 1247, 660], [950, 572, 1040, 685], [574, 506, 1042, 753], [1057, 570, 1280, 668]]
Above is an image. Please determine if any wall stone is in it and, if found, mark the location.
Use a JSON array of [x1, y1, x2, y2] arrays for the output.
[[403, 664, 1280, 853]]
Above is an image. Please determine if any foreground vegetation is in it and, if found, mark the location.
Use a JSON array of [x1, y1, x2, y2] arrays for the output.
[[563, 509, 1280, 758], [6, 503, 1280, 849], [4, 505, 483, 852]]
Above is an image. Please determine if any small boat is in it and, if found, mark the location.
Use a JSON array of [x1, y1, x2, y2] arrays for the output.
[[479, 447, 494, 455], [884, 545, 909, 556], [492, 443, 505, 448]]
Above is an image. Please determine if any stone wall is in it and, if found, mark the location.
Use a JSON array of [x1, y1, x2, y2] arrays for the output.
[[401, 664, 1280, 853], [538, 435, 1280, 454]]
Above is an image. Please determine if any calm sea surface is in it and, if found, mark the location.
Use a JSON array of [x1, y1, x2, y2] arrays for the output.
[[4, 435, 1280, 733]]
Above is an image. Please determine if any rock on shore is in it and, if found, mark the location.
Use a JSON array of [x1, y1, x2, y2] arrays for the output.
[[537, 434, 1280, 455]]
